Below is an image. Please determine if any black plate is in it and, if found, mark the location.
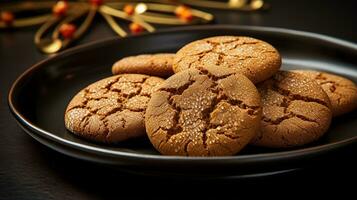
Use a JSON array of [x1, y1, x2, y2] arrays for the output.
[[8, 25, 357, 177]]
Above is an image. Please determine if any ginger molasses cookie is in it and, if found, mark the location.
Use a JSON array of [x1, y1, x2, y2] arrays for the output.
[[173, 36, 281, 83], [112, 53, 175, 78], [251, 71, 332, 148], [293, 70, 357, 116], [65, 74, 164, 143], [145, 66, 262, 156]]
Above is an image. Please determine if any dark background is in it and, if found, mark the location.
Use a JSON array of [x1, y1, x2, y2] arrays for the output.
[[1, 0, 357, 198]]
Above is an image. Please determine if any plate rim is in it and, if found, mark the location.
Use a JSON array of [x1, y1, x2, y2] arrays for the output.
[[8, 25, 357, 163]]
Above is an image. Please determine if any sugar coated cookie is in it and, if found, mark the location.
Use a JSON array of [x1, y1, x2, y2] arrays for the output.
[[251, 71, 332, 148], [173, 36, 281, 83], [145, 66, 262, 156], [65, 74, 164, 143]]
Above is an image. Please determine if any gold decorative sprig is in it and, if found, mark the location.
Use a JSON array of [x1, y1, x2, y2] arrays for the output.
[[181, 0, 267, 11], [0, 0, 266, 54]]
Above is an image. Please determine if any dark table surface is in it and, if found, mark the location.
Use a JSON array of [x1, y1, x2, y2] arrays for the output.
[[1, 0, 357, 198]]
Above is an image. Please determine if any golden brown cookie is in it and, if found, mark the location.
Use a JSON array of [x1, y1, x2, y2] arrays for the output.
[[112, 53, 175, 77], [251, 71, 332, 148], [293, 70, 357, 116], [64, 74, 164, 143], [145, 66, 262, 156], [173, 36, 281, 83]]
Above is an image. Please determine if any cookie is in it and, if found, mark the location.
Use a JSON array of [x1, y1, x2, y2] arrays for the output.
[[65, 74, 164, 143], [293, 70, 357, 116], [173, 36, 281, 83], [112, 53, 175, 77], [251, 71, 332, 148], [145, 66, 262, 156]]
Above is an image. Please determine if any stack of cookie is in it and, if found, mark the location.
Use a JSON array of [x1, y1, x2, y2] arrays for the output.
[[65, 36, 357, 156]]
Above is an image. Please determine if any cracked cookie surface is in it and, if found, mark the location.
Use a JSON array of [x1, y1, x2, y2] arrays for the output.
[[173, 36, 281, 83], [251, 71, 332, 148], [64, 74, 164, 143], [293, 70, 357, 116], [145, 66, 262, 156], [112, 53, 175, 78]]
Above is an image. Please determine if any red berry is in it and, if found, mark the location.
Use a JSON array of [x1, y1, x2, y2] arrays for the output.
[[174, 5, 193, 22], [129, 23, 144, 34], [89, 0, 103, 6], [174, 5, 189, 16], [52, 1, 68, 17], [1, 11, 14, 25], [179, 9, 193, 22], [123, 4, 135, 15], [59, 23, 76, 39]]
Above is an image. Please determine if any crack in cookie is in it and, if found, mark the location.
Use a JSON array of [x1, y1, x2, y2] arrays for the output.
[[271, 80, 329, 108], [262, 112, 318, 125], [197, 66, 261, 112]]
